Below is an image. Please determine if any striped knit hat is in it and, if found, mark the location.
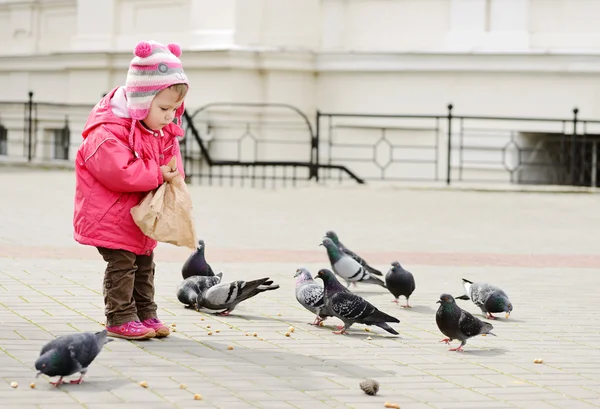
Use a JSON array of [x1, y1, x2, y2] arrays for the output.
[[125, 40, 189, 120]]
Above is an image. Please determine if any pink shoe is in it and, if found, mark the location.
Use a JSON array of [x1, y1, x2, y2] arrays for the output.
[[106, 321, 156, 340], [141, 318, 171, 338]]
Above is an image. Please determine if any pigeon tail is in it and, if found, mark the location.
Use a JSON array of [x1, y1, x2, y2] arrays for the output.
[[374, 322, 399, 335], [238, 277, 280, 301], [365, 265, 383, 276], [461, 278, 473, 297], [363, 308, 400, 325], [364, 275, 387, 288], [480, 321, 495, 335]]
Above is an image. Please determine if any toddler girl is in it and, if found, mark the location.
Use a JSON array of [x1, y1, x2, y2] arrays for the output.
[[73, 40, 189, 340]]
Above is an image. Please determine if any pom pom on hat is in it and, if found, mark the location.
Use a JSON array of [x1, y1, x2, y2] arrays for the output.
[[167, 43, 182, 57], [134, 41, 152, 58]]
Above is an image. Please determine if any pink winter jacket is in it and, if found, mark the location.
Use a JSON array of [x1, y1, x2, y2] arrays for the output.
[[73, 86, 186, 256]]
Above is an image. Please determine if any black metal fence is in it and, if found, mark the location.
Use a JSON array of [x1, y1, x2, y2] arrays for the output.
[[2, 92, 600, 188], [316, 106, 600, 187], [181, 103, 363, 187], [0, 92, 94, 163]]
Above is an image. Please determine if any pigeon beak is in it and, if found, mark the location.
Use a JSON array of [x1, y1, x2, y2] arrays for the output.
[[319, 243, 324, 246], [36, 371, 42, 378], [436, 300, 441, 304], [505, 312, 510, 319]]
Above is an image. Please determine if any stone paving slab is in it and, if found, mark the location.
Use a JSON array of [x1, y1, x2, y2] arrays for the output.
[[0, 170, 599, 408]]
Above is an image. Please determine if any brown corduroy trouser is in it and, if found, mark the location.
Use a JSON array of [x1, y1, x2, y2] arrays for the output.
[[97, 247, 158, 327]]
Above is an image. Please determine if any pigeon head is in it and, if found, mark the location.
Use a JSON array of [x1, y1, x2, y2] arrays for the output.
[[324, 231, 340, 244], [196, 240, 205, 252], [320, 238, 341, 254], [391, 261, 401, 268], [486, 294, 513, 317], [294, 268, 314, 286], [35, 349, 63, 377], [436, 293, 456, 305], [316, 268, 336, 282], [294, 267, 312, 280]]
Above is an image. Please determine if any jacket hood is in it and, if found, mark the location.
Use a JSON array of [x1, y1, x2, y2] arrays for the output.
[[82, 87, 132, 140], [82, 86, 186, 155]]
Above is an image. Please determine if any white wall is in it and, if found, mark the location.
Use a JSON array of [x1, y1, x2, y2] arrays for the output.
[[1, 0, 600, 184]]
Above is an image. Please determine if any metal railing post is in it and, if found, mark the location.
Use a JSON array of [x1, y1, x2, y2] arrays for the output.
[[27, 91, 34, 162], [446, 103, 453, 185], [570, 107, 578, 185]]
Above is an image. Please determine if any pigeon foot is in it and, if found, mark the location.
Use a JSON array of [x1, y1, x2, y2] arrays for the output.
[[439, 338, 451, 344], [309, 317, 324, 325], [332, 330, 347, 335], [391, 299, 399, 304], [216, 311, 231, 316], [50, 377, 64, 387], [401, 304, 412, 309], [69, 377, 84, 385], [486, 313, 498, 320], [449, 346, 464, 352]]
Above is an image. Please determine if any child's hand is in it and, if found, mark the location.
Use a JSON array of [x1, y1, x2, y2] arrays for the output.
[[160, 165, 180, 183]]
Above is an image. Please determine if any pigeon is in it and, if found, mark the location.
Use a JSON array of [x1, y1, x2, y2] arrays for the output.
[[325, 231, 382, 276], [294, 267, 334, 325], [315, 268, 400, 335], [436, 293, 496, 352], [35, 330, 112, 386], [176, 273, 223, 309], [181, 239, 215, 279], [456, 278, 513, 320], [196, 277, 280, 316], [320, 237, 386, 288], [385, 261, 416, 308]]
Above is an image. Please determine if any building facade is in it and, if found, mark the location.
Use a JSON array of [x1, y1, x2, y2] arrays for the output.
[[1, 0, 600, 185]]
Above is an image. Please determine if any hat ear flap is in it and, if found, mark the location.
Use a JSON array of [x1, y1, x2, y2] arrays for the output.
[[167, 43, 182, 57], [134, 41, 152, 58]]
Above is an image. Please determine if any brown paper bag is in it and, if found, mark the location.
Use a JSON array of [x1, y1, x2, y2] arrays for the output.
[[130, 158, 197, 250]]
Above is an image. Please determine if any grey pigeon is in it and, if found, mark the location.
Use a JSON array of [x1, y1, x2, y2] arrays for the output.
[[456, 278, 513, 320], [35, 330, 112, 386], [197, 277, 280, 316], [385, 261, 416, 308], [181, 239, 215, 279], [315, 269, 400, 335], [436, 293, 496, 352], [325, 231, 382, 276], [176, 273, 223, 309], [320, 238, 386, 288], [294, 267, 334, 325]]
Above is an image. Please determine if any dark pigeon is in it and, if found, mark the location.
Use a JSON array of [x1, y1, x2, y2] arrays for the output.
[[35, 330, 112, 386], [181, 239, 215, 279], [197, 277, 280, 316], [321, 238, 386, 288], [294, 267, 334, 325], [315, 268, 400, 335], [385, 261, 416, 308], [436, 293, 496, 352], [325, 230, 383, 276], [176, 273, 223, 309], [456, 278, 513, 320]]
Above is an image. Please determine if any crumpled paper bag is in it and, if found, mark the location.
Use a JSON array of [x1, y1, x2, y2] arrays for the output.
[[130, 157, 197, 250]]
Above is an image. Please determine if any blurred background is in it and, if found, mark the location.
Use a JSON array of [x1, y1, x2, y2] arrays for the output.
[[1, 0, 600, 188]]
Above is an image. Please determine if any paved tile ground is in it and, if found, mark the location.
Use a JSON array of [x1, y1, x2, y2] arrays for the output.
[[1, 169, 600, 409]]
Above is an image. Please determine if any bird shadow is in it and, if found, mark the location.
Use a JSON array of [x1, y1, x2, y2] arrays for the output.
[[458, 347, 509, 357], [142, 336, 395, 383], [393, 305, 436, 315], [479, 316, 526, 324], [40, 378, 130, 391], [349, 289, 389, 297]]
